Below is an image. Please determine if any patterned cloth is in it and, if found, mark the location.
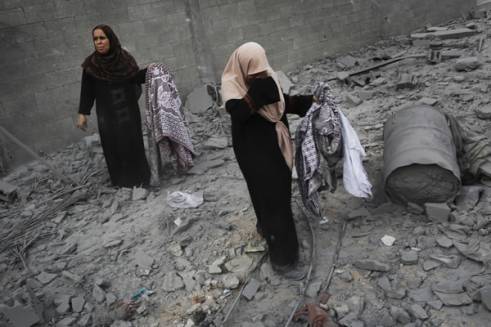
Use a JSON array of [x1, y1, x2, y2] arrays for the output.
[[145, 63, 196, 186], [295, 82, 343, 217]]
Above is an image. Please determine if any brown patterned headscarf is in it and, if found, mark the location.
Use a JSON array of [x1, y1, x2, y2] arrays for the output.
[[221, 42, 293, 170], [81, 24, 139, 81]]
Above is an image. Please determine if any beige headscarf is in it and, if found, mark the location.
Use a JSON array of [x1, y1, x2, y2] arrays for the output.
[[221, 42, 293, 170]]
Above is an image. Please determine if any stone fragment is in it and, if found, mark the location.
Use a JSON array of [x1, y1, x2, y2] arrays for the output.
[[423, 260, 441, 271], [242, 278, 260, 301], [409, 304, 428, 320], [339, 270, 353, 283], [454, 75, 466, 82], [381, 235, 396, 246], [105, 293, 117, 306], [225, 255, 253, 274], [409, 287, 434, 303], [455, 57, 481, 72], [37, 271, 57, 285], [429, 254, 461, 269], [436, 236, 453, 249], [103, 239, 123, 248], [337, 55, 358, 68], [432, 280, 464, 294], [93, 285, 106, 304], [203, 137, 228, 149], [427, 300, 443, 310], [345, 93, 363, 106], [476, 105, 491, 120], [78, 314, 92, 327], [347, 207, 370, 220], [434, 291, 472, 306], [407, 202, 425, 214], [390, 306, 411, 324], [400, 250, 419, 265], [332, 302, 350, 318], [419, 97, 438, 106], [424, 202, 450, 222], [480, 286, 491, 311], [347, 296, 365, 316], [162, 272, 184, 292], [396, 73, 417, 90], [56, 317, 76, 327], [336, 71, 350, 81], [71, 296, 85, 313], [55, 295, 71, 314], [306, 280, 322, 298], [132, 187, 148, 201], [185, 86, 214, 114], [371, 77, 386, 86], [134, 250, 154, 269], [0, 301, 40, 327], [180, 271, 197, 292], [353, 259, 390, 272], [62, 270, 83, 284], [222, 275, 240, 289]]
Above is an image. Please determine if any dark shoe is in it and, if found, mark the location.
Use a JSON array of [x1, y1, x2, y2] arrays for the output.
[[272, 261, 306, 281]]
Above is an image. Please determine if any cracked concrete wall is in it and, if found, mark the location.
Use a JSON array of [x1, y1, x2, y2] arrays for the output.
[[0, 0, 474, 168]]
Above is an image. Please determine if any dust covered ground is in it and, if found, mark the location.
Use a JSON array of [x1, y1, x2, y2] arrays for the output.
[[3, 15, 491, 327]]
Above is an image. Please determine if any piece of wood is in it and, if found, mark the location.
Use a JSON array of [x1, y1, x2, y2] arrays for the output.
[[411, 28, 480, 40]]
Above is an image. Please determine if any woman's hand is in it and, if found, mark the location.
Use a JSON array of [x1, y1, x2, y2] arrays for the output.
[[76, 114, 88, 131]]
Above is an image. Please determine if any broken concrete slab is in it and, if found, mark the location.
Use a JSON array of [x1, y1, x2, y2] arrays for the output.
[[408, 304, 428, 320], [132, 187, 149, 201], [162, 272, 185, 292], [411, 28, 479, 40], [455, 57, 482, 72], [0, 301, 41, 327], [434, 291, 472, 306], [185, 86, 214, 114], [242, 278, 260, 301], [424, 202, 450, 222], [400, 250, 419, 265], [224, 255, 253, 274], [353, 259, 391, 272]]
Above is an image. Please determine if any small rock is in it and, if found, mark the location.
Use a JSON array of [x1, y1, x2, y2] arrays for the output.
[[381, 235, 396, 246], [409, 287, 434, 303], [480, 286, 491, 311], [339, 270, 353, 283], [390, 306, 411, 324], [423, 260, 441, 271], [203, 137, 228, 149], [62, 270, 83, 284], [105, 293, 117, 306], [242, 278, 260, 301], [180, 272, 197, 292], [132, 187, 148, 201], [336, 71, 350, 81], [162, 272, 185, 292], [427, 300, 443, 310], [400, 250, 419, 265], [333, 303, 350, 318], [71, 296, 85, 313], [347, 208, 370, 220], [424, 202, 450, 222], [306, 281, 322, 298], [353, 259, 390, 272], [134, 250, 154, 269], [55, 295, 71, 314], [37, 271, 57, 285], [455, 57, 481, 72], [476, 105, 491, 120], [407, 202, 425, 214], [345, 93, 363, 106], [409, 304, 428, 320], [104, 239, 123, 248], [454, 75, 466, 82], [93, 285, 106, 304], [419, 97, 438, 106], [436, 236, 453, 249], [78, 314, 92, 327], [168, 243, 183, 257], [225, 255, 253, 274], [56, 317, 76, 327], [222, 275, 240, 289], [434, 291, 472, 306], [429, 254, 461, 269], [0, 301, 40, 327]]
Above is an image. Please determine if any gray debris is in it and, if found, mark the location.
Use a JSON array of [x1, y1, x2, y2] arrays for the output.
[[390, 306, 411, 324], [428, 254, 461, 268], [409, 304, 428, 320], [225, 255, 253, 274], [480, 286, 491, 311], [162, 272, 185, 292], [242, 278, 260, 301], [55, 295, 71, 314], [0, 301, 41, 327], [409, 287, 434, 303], [436, 236, 453, 249], [203, 137, 228, 150], [56, 317, 77, 327], [424, 202, 450, 222], [132, 187, 149, 201], [36, 271, 57, 285], [276, 71, 293, 94], [93, 285, 106, 304], [400, 250, 419, 265], [222, 275, 240, 289], [476, 105, 491, 120], [427, 300, 444, 310], [455, 57, 482, 72], [134, 250, 155, 269], [433, 291, 472, 306], [71, 296, 85, 313], [353, 259, 391, 272]]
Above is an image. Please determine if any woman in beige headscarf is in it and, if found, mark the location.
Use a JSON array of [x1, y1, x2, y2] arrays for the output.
[[221, 42, 314, 279]]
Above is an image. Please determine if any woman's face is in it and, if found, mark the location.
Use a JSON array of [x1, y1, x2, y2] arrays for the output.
[[93, 29, 110, 55]]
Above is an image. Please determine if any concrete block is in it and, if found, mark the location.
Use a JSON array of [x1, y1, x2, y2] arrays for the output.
[[424, 202, 450, 222], [242, 278, 260, 301]]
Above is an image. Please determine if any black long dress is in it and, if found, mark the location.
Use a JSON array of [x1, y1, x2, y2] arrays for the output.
[[78, 69, 150, 187], [225, 95, 313, 266]]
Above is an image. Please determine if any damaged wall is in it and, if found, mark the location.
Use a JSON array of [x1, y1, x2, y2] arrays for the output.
[[0, 0, 475, 168]]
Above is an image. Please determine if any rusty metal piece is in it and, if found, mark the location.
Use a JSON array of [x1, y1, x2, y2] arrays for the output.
[[293, 303, 337, 327]]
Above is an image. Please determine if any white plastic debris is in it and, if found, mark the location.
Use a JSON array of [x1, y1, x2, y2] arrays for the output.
[[319, 216, 329, 225], [381, 235, 396, 246], [167, 191, 204, 209]]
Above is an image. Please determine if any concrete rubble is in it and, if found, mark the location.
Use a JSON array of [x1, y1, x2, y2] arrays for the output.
[[3, 13, 491, 327]]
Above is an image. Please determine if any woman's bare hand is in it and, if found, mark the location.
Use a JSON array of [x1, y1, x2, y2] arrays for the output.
[[76, 114, 88, 131]]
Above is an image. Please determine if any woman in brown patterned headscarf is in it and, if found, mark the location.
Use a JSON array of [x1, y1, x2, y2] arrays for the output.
[[221, 42, 314, 279], [77, 25, 150, 187]]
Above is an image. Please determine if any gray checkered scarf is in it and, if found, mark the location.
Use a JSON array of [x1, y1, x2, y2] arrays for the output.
[[295, 82, 343, 217]]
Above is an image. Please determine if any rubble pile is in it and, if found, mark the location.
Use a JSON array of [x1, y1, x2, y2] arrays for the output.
[[3, 13, 491, 327]]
